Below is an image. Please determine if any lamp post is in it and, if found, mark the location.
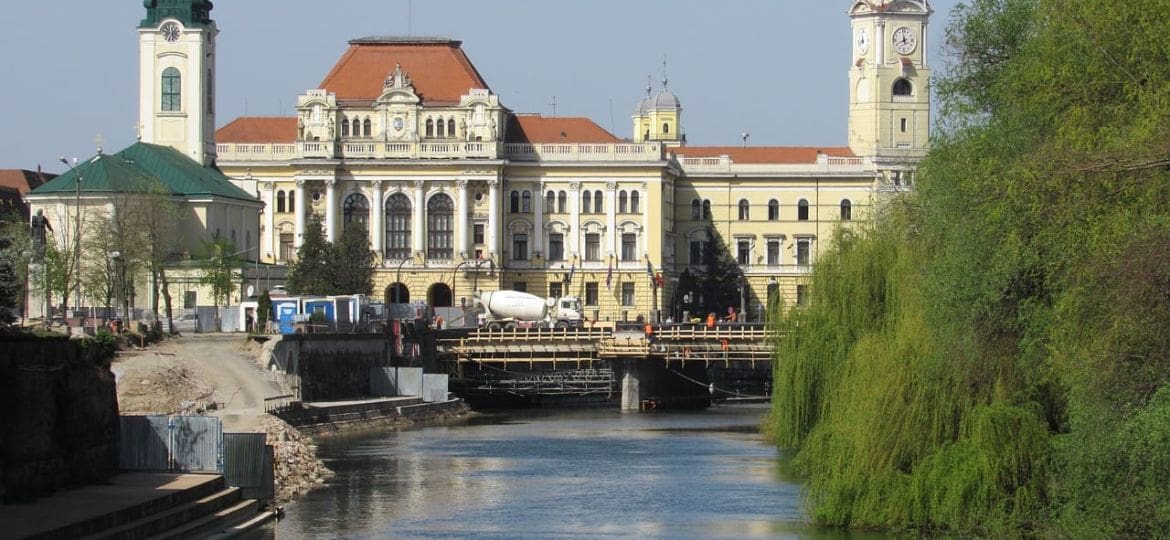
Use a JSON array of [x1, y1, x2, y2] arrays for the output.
[[58, 156, 82, 318], [393, 256, 411, 303]]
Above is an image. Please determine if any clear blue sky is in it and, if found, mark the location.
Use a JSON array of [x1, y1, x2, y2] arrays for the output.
[[0, 1, 958, 172]]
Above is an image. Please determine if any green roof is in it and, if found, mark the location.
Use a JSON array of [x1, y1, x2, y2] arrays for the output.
[[139, 0, 214, 29], [30, 143, 257, 203]]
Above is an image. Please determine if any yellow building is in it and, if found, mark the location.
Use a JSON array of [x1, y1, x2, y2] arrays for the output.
[[191, 0, 928, 322]]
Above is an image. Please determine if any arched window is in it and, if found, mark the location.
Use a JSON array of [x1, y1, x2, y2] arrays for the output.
[[448, 119, 456, 138], [691, 199, 701, 220], [276, 191, 286, 213], [594, 190, 604, 213], [631, 191, 640, 213], [385, 193, 411, 260], [738, 199, 750, 221], [521, 190, 532, 213], [288, 191, 296, 214], [798, 199, 810, 221], [840, 199, 852, 221], [352, 118, 360, 137], [768, 199, 779, 220], [426, 119, 434, 138], [558, 191, 567, 213], [662, 123, 670, 134], [341, 119, 350, 138], [893, 78, 913, 97], [363, 118, 372, 137], [437, 118, 446, 138], [702, 199, 711, 220], [619, 191, 629, 213], [546, 190, 556, 212], [427, 194, 454, 260], [510, 190, 520, 213], [583, 191, 592, 214], [161, 67, 181, 112], [343, 193, 370, 229]]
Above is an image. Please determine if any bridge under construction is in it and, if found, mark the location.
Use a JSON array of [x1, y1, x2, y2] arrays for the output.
[[435, 323, 777, 410]]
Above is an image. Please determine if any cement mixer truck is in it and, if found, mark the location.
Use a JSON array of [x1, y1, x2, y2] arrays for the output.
[[474, 290, 583, 330]]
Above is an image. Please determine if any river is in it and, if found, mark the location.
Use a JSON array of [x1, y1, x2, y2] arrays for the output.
[[257, 405, 880, 539]]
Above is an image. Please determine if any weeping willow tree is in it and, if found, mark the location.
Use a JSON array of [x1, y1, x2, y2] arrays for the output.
[[772, 0, 1170, 535]]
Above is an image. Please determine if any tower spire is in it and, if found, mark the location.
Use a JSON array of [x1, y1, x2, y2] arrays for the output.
[[661, 55, 669, 88]]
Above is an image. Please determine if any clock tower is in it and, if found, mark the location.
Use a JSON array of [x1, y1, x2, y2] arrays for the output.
[[138, 0, 218, 167], [847, 0, 932, 162]]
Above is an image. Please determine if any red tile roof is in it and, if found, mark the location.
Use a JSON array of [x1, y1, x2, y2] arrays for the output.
[[506, 115, 621, 144], [216, 117, 298, 143], [319, 38, 489, 104], [0, 169, 53, 195], [672, 146, 856, 164]]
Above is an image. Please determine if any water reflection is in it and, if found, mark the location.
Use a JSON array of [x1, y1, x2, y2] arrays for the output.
[[269, 405, 888, 539]]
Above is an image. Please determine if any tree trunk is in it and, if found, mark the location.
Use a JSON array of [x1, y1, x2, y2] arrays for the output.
[[159, 267, 175, 335]]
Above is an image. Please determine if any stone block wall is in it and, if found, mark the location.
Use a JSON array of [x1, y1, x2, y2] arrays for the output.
[[274, 335, 390, 402], [0, 336, 119, 503]]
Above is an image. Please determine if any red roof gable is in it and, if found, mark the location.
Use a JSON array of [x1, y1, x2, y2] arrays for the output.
[[319, 38, 489, 103], [673, 146, 855, 164], [0, 169, 53, 195], [506, 115, 621, 144], [216, 117, 298, 144]]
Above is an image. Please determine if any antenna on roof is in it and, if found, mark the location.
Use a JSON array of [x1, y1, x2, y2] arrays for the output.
[[609, 98, 615, 135], [741, 132, 750, 148], [550, 96, 558, 117], [408, 0, 413, 36]]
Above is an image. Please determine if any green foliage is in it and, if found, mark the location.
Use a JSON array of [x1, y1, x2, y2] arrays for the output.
[[332, 222, 375, 296], [285, 213, 334, 295], [675, 226, 744, 318], [0, 214, 31, 324], [197, 237, 239, 310], [772, 0, 1170, 535], [256, 289, 272, 324]]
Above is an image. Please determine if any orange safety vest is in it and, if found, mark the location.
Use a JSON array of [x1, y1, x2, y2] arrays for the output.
[[706, 314, 716, 328]]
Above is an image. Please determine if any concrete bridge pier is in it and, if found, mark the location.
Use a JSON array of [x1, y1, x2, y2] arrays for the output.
[[619, 359, 712, 411], [620, 359, 642, 412]]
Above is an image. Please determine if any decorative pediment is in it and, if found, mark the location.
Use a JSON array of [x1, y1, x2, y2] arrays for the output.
[[378, 63, 420, 103]]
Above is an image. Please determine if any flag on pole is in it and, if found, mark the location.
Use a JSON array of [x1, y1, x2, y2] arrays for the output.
[[606, 261, 613, 289], [567, 263, 576, 285]]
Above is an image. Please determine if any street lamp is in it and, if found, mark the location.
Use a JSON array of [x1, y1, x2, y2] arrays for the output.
[[393, 256, 411, 304], [58, 156, 82, 318]]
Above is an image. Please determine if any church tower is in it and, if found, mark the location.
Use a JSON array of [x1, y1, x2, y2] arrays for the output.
[[847, 0, 932, 162], [138, 0, 218, 166], [632, 76, 683, 145]]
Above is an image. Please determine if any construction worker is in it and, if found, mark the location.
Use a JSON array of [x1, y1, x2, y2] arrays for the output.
[[706, 312, 716, 329]]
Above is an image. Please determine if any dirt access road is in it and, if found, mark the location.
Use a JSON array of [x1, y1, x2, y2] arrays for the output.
[[114, 333, 285, 433]]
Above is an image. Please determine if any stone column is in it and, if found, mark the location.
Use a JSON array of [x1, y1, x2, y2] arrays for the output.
[[487, 178, 500, 258], [606, 181, 618, 258], [533, 181, 544, 259], [641, 185, 651, 261], [456, 179, 469, 257], [568, 182, 580, 256], [263, 182, 275, 263], [620, 359, 642, 412], [294, 179, 306, 249], [371, 180, 384, 257], [413, 180, 425, 257], [325, 178, 337, 243]]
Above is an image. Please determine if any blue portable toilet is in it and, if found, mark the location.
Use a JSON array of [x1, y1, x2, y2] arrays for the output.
[[272, 297, 301, 334], [303, 297, 335, 328]]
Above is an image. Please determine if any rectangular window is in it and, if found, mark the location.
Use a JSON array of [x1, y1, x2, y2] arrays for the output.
[[737, 240, 751, 265], [796, 284, 808, 307], [900, 118, 908, 132], [767, 240, 780, 265], [621, 233, 637, 261], [549, 282, 562, 299], [473, 224, 485, 244], [183, 290, 197, 310], [280, 233, 294, 262], [621, 282, 635, 306], [689, 240, 704, 265], [585, 233, 601, 261], [512, 282, 527, 293], [549, 233, 564, 261], [796, 239, 811, 266], [512, 233, 528, 261], [585, 282, 599, 306]]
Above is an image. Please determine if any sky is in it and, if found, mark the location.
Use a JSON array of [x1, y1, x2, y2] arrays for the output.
[[0, 0, 959, 172]]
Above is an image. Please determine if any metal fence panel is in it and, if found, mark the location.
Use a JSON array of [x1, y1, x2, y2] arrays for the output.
[[422, 374, 449, 403], [397, 367, 424, 397], [223, 433, 274, 501], [171, 416, 223, 472], [370, 367, 396, 397], [118, 416, 171, 471]]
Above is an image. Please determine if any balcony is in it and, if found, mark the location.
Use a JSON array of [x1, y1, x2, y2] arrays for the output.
[[216, 140, 502, 162], [505, 143, 663, 162]]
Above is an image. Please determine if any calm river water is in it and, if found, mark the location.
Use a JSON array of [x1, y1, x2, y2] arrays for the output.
[[258, 405, 880, 539]]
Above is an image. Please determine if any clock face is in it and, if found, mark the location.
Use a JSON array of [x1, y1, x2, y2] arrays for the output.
[[161, 22, 181, 43], [855, 28, 870, 54], [892, 26, 917, 55]]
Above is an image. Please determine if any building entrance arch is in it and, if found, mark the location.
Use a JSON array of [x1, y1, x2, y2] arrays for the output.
[[428, 283, 453, 308], [385, 283, 410, 304]]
